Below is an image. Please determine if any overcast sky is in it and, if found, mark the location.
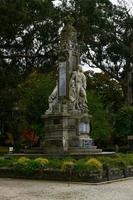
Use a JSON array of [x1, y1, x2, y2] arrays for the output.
[[111, 0, 133, 13], [54, 0, 133, 13]]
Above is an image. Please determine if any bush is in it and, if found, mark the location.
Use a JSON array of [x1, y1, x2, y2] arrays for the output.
[[74, 158, 102, 172], [117, 154, 133, 166], [85, 158, 103, 171], [34, 157, 49, 167], [48, 159, 62, 169], [74, 159, 88, 172], [17, 157, 30, 166], [23, 160, 40, 176], [61, 160, 75, 171], [97, 156, 126, 169], [0, 158, 14, 167]]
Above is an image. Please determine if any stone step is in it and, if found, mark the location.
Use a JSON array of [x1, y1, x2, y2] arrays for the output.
[[68, 146, 98, 151], [20, 148, 43, 154], [68, 147, 102, 154]]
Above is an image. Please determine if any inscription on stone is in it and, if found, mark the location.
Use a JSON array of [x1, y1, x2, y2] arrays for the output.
[[72, 54, 77, 70], [59, 62, 67, 96], [79, 122, 90, 133]]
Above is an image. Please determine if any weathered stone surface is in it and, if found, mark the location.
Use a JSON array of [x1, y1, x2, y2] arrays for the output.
[[43, 19, 102, 155]]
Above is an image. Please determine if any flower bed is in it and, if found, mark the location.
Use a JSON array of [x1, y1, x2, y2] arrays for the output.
[[0, 154, 133, 182]]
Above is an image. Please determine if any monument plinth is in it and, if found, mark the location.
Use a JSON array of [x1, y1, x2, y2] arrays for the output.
[[42, 19, 102, 155]]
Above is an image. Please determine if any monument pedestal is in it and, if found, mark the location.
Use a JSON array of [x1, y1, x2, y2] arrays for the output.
[[42, 110, 102, 155]]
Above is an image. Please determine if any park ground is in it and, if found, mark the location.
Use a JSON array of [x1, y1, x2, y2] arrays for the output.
[[0, 178, 133, 200]]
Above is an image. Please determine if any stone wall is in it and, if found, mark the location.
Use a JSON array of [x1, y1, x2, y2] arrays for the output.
[[0, 166, 133, 183]]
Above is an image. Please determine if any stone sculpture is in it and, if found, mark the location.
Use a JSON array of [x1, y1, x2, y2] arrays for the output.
[[47, 64, 88, 113], [46, 84, 58, 113], [69, 65, 88, 112], [43, 18, 102, 154]]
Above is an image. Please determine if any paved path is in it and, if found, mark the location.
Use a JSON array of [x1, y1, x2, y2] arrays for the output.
[[0, 178, 133, 200]]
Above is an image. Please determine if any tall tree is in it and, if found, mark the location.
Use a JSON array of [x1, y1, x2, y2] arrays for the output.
[[59, 0, 133, 103], [0, 0, 60, 137], [0, 0, 60, 75]]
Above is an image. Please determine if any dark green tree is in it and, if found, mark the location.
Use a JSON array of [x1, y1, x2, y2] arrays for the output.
[[85, 71, 124, 112], [114, 105, 133, 145], [59, 0, 133, 103], [87, 90, 112, 147], [0, 0, 60, 140], [0, 0, 60, 73]]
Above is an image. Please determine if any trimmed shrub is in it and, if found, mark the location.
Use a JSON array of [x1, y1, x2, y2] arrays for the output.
[[17, 157, 30, 166], [85, 158, 103, 171], [34, 157, 49, 167], [48, 159, 62, 169], [74, 159, 89, 172], [97, 156, 126, 169], [61, 160, 75, 171]]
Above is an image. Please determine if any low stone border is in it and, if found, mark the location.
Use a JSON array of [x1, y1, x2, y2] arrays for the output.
[[0, 166, 133, 183]]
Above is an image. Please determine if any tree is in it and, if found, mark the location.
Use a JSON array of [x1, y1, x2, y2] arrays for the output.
[[15, 71, 56, 132], [59, 0, 133, 103], [87, 90, 112, 147], [0, 0, 60, 141], [0, 0, 60, 73], [113, 105, 133, 145], [85, 71, 124, 112]]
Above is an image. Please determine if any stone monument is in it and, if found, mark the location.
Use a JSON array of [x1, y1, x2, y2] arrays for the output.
[[42, 19, 102, 155]]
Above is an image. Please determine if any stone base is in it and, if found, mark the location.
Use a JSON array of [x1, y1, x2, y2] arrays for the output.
[[42, 111, 102, 155], [5, 151, 115, 160], [68, 146, 102, 154]]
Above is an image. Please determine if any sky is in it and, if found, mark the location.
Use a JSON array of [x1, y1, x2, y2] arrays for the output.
[[54, 0, 133, 13], [111, 0, 133, 13]]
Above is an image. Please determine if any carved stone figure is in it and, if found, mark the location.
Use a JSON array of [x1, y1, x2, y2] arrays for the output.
[[46, 84, 58, 113], [69, 78, 77, 110], [69, 65, 88, 111]]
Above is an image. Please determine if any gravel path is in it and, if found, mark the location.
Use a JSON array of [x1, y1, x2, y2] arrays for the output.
[[0, 178, 133, 200]]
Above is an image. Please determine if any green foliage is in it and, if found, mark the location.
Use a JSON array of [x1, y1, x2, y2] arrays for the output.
[[0, 0, 133, 148], [48, 159, 62, 169], [85, 158, 103, 171], [1, 154, 133, 174], [17, 71, 56, 123], [86, 72, 124, 112], [0, 0, 60, 71], [15, 157, 49, 175], [10, 71, 56, 142], [114, 106, 133, 145], [97, 156, 126, 169], [74, 158, 103, 172], [20, 160, 40, 176], [61, 160, 75, 171], [34, 157, 49, 167], [17, 156, 30, 166], [74, 159, 88, 172], [62, 0, 133, 101], [0, 158, 14, 167], [87, 90, 112, 146], [117, 154, 133, 166], [0, 0, 60, 145]]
